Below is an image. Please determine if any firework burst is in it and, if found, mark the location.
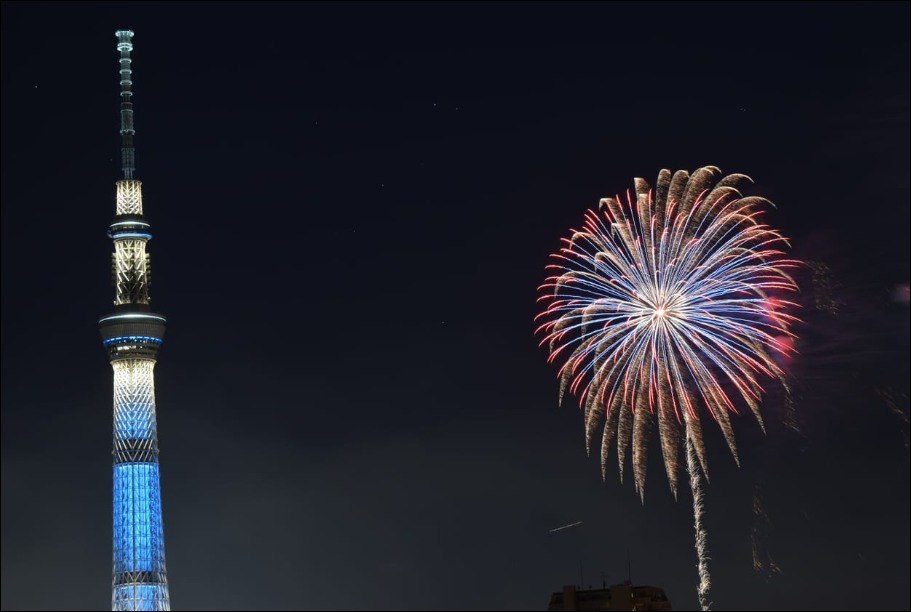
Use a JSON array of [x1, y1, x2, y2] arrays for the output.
[[536, 166, 800, 609]]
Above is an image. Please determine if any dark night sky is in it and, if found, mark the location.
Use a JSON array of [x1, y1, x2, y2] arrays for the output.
[[2, 2, 909, 610]]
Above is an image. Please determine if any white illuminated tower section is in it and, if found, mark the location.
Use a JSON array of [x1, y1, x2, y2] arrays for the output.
[[98, 30, 171, 612]]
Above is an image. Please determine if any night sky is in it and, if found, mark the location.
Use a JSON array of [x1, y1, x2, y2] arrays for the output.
[[2, 2, 909, 611]]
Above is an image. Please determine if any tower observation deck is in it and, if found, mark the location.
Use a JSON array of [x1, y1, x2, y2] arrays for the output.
[[98, 29, 171, 611]]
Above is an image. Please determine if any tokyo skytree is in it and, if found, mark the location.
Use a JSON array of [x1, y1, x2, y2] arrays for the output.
[[97, 30, 171, 611]]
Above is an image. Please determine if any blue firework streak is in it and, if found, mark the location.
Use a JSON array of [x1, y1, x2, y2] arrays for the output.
[[536, 166, 800, 498]]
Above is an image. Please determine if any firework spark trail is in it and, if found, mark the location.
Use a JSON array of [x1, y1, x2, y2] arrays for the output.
[[548, 520, 583, 533], [687, 427, 712, 611], [877, 387, 910, 449], [536, 167, 799, 607], [751, 484, 782, 581]]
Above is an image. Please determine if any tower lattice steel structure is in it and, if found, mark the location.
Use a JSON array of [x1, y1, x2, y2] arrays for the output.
[[98, 30, 171, 612]]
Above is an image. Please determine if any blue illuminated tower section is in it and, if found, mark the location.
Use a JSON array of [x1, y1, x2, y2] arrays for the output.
[[98, 30, 171, 612]]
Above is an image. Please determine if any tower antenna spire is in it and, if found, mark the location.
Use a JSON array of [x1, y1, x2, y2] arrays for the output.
[[116, 29, 136, 179]]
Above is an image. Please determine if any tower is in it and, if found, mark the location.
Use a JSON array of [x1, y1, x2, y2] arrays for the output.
[[98, 30, 171, 612]]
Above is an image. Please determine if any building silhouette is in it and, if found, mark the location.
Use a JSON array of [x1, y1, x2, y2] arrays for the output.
[[547, 581, 672, 611], [98, 30, 171, 611]]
